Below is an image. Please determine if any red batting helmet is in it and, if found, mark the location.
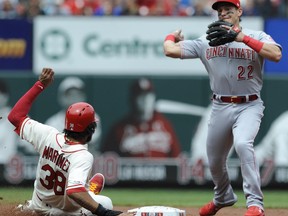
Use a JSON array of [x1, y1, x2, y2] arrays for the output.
[[65, 102, 97, 132], [212, 0, 241, 10]]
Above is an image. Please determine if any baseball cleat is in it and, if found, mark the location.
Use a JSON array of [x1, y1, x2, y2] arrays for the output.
[[199, 201, 222, 216], [89, 173, 105, 195], [199, 199, 237, 216], [244, 206, 265, 216]]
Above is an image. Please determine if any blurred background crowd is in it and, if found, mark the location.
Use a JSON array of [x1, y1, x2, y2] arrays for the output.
[[0, 0, 287, 19]]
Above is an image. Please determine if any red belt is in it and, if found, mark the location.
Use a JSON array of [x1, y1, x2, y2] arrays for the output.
[[213, 94, 258, 104]]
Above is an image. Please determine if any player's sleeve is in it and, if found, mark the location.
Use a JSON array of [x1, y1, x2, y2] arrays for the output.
[[179, 36, 205, 59], [258, 31, 282, 50], [8, 81, 46, 135], [20, 118, 59, 152], [66, 152, 94, 195]]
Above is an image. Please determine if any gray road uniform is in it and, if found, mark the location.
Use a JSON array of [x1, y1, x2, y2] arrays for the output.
[[180, 29, 282, 209]]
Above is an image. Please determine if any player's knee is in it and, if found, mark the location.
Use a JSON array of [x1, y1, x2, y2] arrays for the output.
[[208, 157, 224, 173], [234, 141, 253, 157], [99, 195, 113, 210]]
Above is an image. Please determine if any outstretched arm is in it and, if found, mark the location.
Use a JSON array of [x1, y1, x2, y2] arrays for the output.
[[8, 68, 54, 134], [163, 30, 184, 58], [68, 191, 132, 216]]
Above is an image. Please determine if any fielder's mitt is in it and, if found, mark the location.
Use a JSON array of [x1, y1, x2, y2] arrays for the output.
[[206, 20, 241, 47]]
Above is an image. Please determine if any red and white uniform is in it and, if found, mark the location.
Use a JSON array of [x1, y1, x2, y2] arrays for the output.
[[8, 81, 111, 216], [20, 117, 93, 213]]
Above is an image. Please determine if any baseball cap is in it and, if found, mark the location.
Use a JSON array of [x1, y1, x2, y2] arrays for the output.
[[58, 76, 85, 94], [131, 78, 154, 95], [58, 77, 87, 108], [212, 0, 241, 10]]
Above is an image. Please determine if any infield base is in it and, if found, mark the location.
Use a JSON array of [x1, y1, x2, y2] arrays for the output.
[[128, 206, 186, 216]]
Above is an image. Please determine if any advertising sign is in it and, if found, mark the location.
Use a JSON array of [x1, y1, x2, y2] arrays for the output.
[[33, 17, 262, 76], [0, 20, 33, 71], [264, 19, 288, 74]]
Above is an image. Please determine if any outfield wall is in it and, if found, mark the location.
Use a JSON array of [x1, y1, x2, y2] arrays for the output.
[[1, 74, 288, 187]]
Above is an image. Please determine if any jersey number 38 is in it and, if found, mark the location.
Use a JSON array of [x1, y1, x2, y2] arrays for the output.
[[40, 164, 67, 195]]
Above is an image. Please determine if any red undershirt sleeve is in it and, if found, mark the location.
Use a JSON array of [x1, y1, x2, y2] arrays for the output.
[[8, 81, 46, 135]]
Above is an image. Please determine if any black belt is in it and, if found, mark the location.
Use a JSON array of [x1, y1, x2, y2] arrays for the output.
[[213, 94, 258, 104]]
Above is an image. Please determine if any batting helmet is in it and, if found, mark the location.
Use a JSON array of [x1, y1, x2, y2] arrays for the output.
[[65, 102, 97, 132]]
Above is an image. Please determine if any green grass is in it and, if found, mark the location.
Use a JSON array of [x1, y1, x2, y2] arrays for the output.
[[101, 188, 288, 208], [0, 187, 33, 204], [0, 187, 287, 209]]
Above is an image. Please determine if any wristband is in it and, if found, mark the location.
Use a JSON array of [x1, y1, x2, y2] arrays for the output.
[[36, 81, 45, 90], [165, 34, 176, 42], [94, 204, 107, 216], [93, 204, 122, 216], [243, 35, 264, 53]]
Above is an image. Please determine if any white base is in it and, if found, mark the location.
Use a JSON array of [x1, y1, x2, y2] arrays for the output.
[[128, 206, 186, 216]]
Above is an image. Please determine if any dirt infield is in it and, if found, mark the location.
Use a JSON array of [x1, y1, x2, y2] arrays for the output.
[[117, 206, 288, 216], [1, 204, 288, 216]]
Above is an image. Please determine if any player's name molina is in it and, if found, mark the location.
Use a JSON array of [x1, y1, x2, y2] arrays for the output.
[[41, 146, 70, 172], [206, 46, 256, 61]]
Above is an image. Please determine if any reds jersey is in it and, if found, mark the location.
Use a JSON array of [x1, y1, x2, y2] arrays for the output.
[[180, 29, 282, 96], [20, 117, 93, 212], [102, 112, 181, 157]]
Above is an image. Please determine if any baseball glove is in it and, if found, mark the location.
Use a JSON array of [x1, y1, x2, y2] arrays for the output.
[[206, 20, 241, 47]]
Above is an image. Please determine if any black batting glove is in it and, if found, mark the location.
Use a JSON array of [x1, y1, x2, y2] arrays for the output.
[[93, 203, 123, 216]]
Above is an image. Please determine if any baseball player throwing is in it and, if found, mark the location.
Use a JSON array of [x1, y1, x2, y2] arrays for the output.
[[8, 68, 130, 216], [163, 0, 282, 216]]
